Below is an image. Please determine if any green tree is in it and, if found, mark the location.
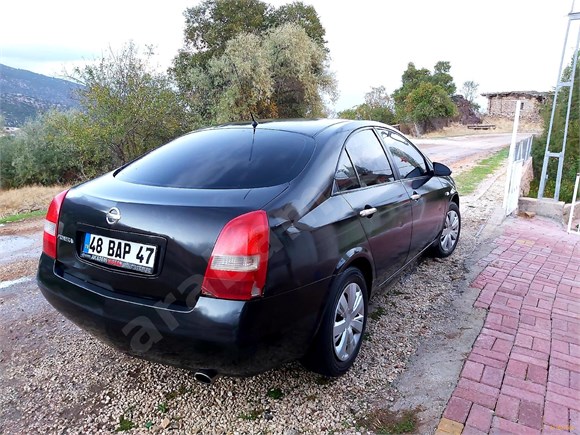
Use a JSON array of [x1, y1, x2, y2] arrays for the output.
[[172, 0, 329, 117], [71, 43, 190, 168], [392, 62, 431, 115], [266, 1, 326, 47], [0, 110, 83, 188], [392, 61, 457, 134], [338, 86, 395, 124], [173, 0, 269, 85], [404, 82, 457, 135], [530, 61, 579, 203], [432, 61, 456, 96], [187, 23, 336, 123]]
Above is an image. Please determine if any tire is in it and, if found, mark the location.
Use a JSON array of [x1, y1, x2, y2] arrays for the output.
[[431, 202, 461, 258], [301, 267, 368, 377]]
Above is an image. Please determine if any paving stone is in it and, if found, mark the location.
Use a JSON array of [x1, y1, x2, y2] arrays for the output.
[[441, 218, 580, 435], [443, 396, 472, 424], [465, 404, 493, 433], [461, 360, 484, 382], [518, 400, 543, 429], [543, 400, 570, 428], [494, 393, 519, 421]]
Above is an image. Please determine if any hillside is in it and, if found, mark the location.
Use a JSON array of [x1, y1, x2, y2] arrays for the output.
[[0, 64, 81, 127]]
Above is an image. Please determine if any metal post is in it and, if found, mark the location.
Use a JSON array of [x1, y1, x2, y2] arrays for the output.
[[538, 14, 574, 199], [503, 100, 522, 215], [555, 30, 580, 200], [538, 4, 580, 200], [567, 173, 580, 233]]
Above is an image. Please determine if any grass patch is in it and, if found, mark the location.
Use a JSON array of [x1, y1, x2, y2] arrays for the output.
[[239, 409, 263, 420], [115, 415, 135, 432], [357, 408, 420, 434], [157, 402, 169, 413], [369, 306, 386, 321], [454, 147, 509, 195], [165, 384, 189, 400], [0, 209, 46, 224], [266, 387, 284, 400], [315, 376, 333, 386]]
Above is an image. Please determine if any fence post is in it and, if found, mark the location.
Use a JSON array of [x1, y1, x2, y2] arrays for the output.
[[503, 100, 522, 216], [567, 173, 580, 234]]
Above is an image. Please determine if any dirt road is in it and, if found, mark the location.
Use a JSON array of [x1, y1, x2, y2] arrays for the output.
[[415, 133, 526, 173]]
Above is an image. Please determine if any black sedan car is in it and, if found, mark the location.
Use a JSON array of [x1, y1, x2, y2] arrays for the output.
[[38, 119, 460, 382]]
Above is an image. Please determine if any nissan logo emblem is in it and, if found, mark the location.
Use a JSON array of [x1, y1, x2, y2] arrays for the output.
[[106, 207, 121, 225]]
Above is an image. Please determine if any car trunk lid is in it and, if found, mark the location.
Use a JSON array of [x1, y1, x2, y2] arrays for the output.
[[55, 174, 285, 307]]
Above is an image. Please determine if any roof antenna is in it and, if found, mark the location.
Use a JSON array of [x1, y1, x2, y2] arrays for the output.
[[229, 60, 259, 131], [250, 112, 258, 130]]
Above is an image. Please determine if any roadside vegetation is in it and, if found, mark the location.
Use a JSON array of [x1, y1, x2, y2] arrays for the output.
[[454, 147, 509, 196], [0, 0, 333, 191], [0, 185, 67, 221], [357, 407, 420, 434], [529, 58, 580, 203], [1, 0, 480, 204]]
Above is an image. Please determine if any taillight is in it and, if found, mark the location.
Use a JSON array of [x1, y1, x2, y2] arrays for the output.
[[201, 210, 269, 301], [42, 189, 69, 259]]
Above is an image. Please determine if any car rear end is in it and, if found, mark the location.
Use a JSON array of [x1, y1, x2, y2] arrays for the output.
[[37, 126, 325, 376]]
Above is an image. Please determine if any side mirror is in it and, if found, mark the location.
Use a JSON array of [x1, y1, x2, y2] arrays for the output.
[[433, 162, 452, 176]]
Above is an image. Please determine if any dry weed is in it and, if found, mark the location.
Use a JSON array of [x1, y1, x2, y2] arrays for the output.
[[0, 185, 69, 218]]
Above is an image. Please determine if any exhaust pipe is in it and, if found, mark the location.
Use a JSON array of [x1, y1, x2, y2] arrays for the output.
[[193, 369, 217, 384]]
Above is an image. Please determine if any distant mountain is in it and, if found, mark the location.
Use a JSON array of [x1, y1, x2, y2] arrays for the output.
[[0, 64, 82, 127]]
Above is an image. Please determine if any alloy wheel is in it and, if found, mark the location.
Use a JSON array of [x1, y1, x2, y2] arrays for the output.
[[440, 209, 460, 253], [333, 282, 365, 361]]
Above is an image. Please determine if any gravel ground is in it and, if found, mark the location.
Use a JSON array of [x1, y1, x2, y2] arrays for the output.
[[0, 171, 507, 435]]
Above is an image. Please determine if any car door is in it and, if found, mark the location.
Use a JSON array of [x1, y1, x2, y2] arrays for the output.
[[335, 128, 413, 286], [377, 129, 447, 260]]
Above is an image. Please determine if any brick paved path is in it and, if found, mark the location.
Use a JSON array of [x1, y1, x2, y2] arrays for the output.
[[437, 217, 580, 435]]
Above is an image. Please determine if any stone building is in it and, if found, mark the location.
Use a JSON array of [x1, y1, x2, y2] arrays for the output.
[[481, 91, 550, 122]]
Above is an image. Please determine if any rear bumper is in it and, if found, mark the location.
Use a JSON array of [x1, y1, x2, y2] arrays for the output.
[[37, 254, 330, 376]]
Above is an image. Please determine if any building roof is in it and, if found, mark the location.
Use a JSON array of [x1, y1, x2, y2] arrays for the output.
[[481, 91, 551, 99]]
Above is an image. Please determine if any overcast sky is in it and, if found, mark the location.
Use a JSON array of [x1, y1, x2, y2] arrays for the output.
[[0, 1, 575, 111]]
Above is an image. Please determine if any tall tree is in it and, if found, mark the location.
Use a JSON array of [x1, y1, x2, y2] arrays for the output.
[[392, 61, 457, 134], [187, 23, 336, 123], [461, 80, 479, 104], [172, 0, 330, 118], [71, 43, 189, 169], [338, 86, 395, 124], [432, 61, 456, 96], [267, 1, 326, 47], [404, 82, 457, 135]]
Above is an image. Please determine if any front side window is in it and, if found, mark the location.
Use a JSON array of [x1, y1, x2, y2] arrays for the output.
[[345, 130, 394, 187], [380, 130, 427, 179]]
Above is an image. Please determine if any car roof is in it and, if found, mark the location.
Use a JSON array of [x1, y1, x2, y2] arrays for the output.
[[209, 118, 396, 138]]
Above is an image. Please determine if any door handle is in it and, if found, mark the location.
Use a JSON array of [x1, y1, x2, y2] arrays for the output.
[[410, 192, 421, 201], [359, 207, 377, 218]]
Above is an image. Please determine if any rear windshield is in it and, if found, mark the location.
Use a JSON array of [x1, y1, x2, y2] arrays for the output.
[[116, 128, 315, 189]]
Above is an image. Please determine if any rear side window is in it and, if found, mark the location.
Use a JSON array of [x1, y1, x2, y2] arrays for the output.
[[116, 128, 314, 189], [380, 131, 427, 179], [345, 129, 394, 187], [334, 150, 360, 192]]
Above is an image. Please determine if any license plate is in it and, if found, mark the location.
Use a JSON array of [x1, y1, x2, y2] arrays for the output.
[[80, 233, 157, 274]]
